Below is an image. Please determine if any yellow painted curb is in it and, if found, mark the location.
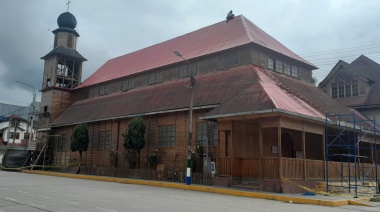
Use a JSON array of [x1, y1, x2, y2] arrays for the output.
[[21, 170, 365, 207], [348, 199, 374, 207]]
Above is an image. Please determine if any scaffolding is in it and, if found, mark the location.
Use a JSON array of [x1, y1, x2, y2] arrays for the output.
[[325, 113, 378, 196]]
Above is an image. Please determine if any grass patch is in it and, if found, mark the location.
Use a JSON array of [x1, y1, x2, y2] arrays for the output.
[[370, 198, 380, 202]]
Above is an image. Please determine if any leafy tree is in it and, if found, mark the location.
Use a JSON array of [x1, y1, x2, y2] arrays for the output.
[[123, 117, 146, 168], [70, 123, 89, 162]]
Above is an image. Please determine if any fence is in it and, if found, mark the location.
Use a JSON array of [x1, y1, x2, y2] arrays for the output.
[[71, 166, 214, 185]]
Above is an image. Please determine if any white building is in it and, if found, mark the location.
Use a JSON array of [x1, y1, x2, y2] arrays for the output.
[[0, 114, 35, 148]]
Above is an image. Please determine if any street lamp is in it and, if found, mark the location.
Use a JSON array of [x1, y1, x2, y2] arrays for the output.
[[173, 50, 196, 185], [16, 81, 36, 150]]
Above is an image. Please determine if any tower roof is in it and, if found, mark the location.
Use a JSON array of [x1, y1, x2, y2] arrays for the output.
[[76, 15, 316, 89], [53, 12, 79, 37], [57, 12, 77, 29]]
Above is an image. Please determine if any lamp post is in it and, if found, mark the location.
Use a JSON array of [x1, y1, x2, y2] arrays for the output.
[[174, 50, 195, 185], [16, 81, 36, 150]]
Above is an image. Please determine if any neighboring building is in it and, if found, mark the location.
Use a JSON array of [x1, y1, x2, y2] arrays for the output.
[[0, 114, 35, 148], [37, 11, 379, 193], [318, 55, 380, 124]]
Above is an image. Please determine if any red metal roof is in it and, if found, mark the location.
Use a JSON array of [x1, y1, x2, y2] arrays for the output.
[[77, 15, 316, 89], [52, 65, 356, 127]]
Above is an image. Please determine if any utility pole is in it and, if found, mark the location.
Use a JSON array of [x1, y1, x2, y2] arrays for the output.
[[16, 81, 36, 150], [174, 50, 196, 185]]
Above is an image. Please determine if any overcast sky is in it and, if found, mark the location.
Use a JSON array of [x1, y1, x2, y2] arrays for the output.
[[1, 0, 380, 109]]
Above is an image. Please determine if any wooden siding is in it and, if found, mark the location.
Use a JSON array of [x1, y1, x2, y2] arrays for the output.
[[51, 109, 218, 172], [232, 121, 260, 158]]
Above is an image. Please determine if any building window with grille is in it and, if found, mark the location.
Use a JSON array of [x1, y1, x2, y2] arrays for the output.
[[197, 122, 218, 146], [67, 34, 73, 48], [283, 62, 291, 75], [122, 79, 135, 91], [331, 80, 358, 99], [98, 131, 112, 150], [158, 126, 175, 147], [99, 85, 110, 96], [291, 66, 299, 78], [275, 60, 283, 73], [57, 136, 68, 152], [267, 57, 274, 70], [148, 72, 163, 84], [228, 53, 239, 67], [217, 55, 228, 70], [9, 132, 20, 139]]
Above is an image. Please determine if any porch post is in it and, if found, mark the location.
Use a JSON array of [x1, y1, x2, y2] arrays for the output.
[[323, 129, 326, 180], [302, 122, 306, 180], [259, 120, 263, 179], [278, 117, 282, 179]]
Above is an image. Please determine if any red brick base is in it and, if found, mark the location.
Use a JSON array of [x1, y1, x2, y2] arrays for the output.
[[213, 176, 232, 187]]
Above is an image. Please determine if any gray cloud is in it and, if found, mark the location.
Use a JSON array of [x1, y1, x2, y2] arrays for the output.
[[1, 0, 380, 106]]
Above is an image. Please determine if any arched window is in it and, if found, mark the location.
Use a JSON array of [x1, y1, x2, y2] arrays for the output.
[[281, 132, 294, 158]]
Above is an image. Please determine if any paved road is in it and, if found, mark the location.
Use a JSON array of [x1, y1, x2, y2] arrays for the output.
[[0, 170, 378, 212]]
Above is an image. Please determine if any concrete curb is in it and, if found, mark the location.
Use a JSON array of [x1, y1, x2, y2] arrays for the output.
[[21, 170, 371, 207]]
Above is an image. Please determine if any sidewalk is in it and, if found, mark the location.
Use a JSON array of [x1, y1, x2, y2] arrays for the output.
[[21, 170, 378, 207]]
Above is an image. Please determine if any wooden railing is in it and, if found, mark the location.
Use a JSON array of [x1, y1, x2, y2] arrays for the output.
[[282, 158, 304, 179], [233, 158, 261, 177], [262, 158, 279, 178], [217, 157, 379, 180], [306, 160, 324, 179]]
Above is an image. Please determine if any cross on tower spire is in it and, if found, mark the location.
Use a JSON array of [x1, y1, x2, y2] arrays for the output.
[[66, 0, 71, 12]]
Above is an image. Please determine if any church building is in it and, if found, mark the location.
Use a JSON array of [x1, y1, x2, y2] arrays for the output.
[[37, 10, 379, 193]]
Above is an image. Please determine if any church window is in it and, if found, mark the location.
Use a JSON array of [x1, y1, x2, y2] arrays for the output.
[[158, 126, 175, 147], [179, 64, 197, 78], [46, 79, 51, 88], [217, 55, 228, 70], [275, 60, 283, 73], [57, 135, 68, 152], [122, 79, 135, 91], [197, 122, 218, 147], [98, 131, 112, 150], [80, 90, 89, 100], [67, 34, 73, 48], [148, 72, 163, 85], [284, 63, 291, 75], [291, 66, 299, 78], [99, 85, 110, 95], [268, 57, 274, 70], [54, 35, 58, 48], [228, 53, 239, 67]]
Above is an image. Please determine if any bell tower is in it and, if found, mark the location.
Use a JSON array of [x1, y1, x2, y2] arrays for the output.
[[39, 10, 86, 128]]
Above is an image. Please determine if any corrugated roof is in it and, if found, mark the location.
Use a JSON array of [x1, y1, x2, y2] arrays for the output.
[[349, 55, 380, 106], [52, 66, 258, 126], [53, 65, 354, 127], [76, 15, 316, 89], [319, 55, 380, 107], [41, 46, 87, 61]]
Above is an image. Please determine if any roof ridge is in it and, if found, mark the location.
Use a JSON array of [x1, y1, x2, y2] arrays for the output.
[[261, 68, 328, 114], [240, 16, 254, 43]]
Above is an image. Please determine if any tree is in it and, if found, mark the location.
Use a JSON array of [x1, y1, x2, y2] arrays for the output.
[[123, 117, 146, 168], [70, 123, 89, 162]]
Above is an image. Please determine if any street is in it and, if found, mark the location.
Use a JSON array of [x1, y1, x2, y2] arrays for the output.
[[0, 170, 378, 212]]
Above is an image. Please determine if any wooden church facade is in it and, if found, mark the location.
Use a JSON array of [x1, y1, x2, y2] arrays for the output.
[[37, 12, 380, 193]]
